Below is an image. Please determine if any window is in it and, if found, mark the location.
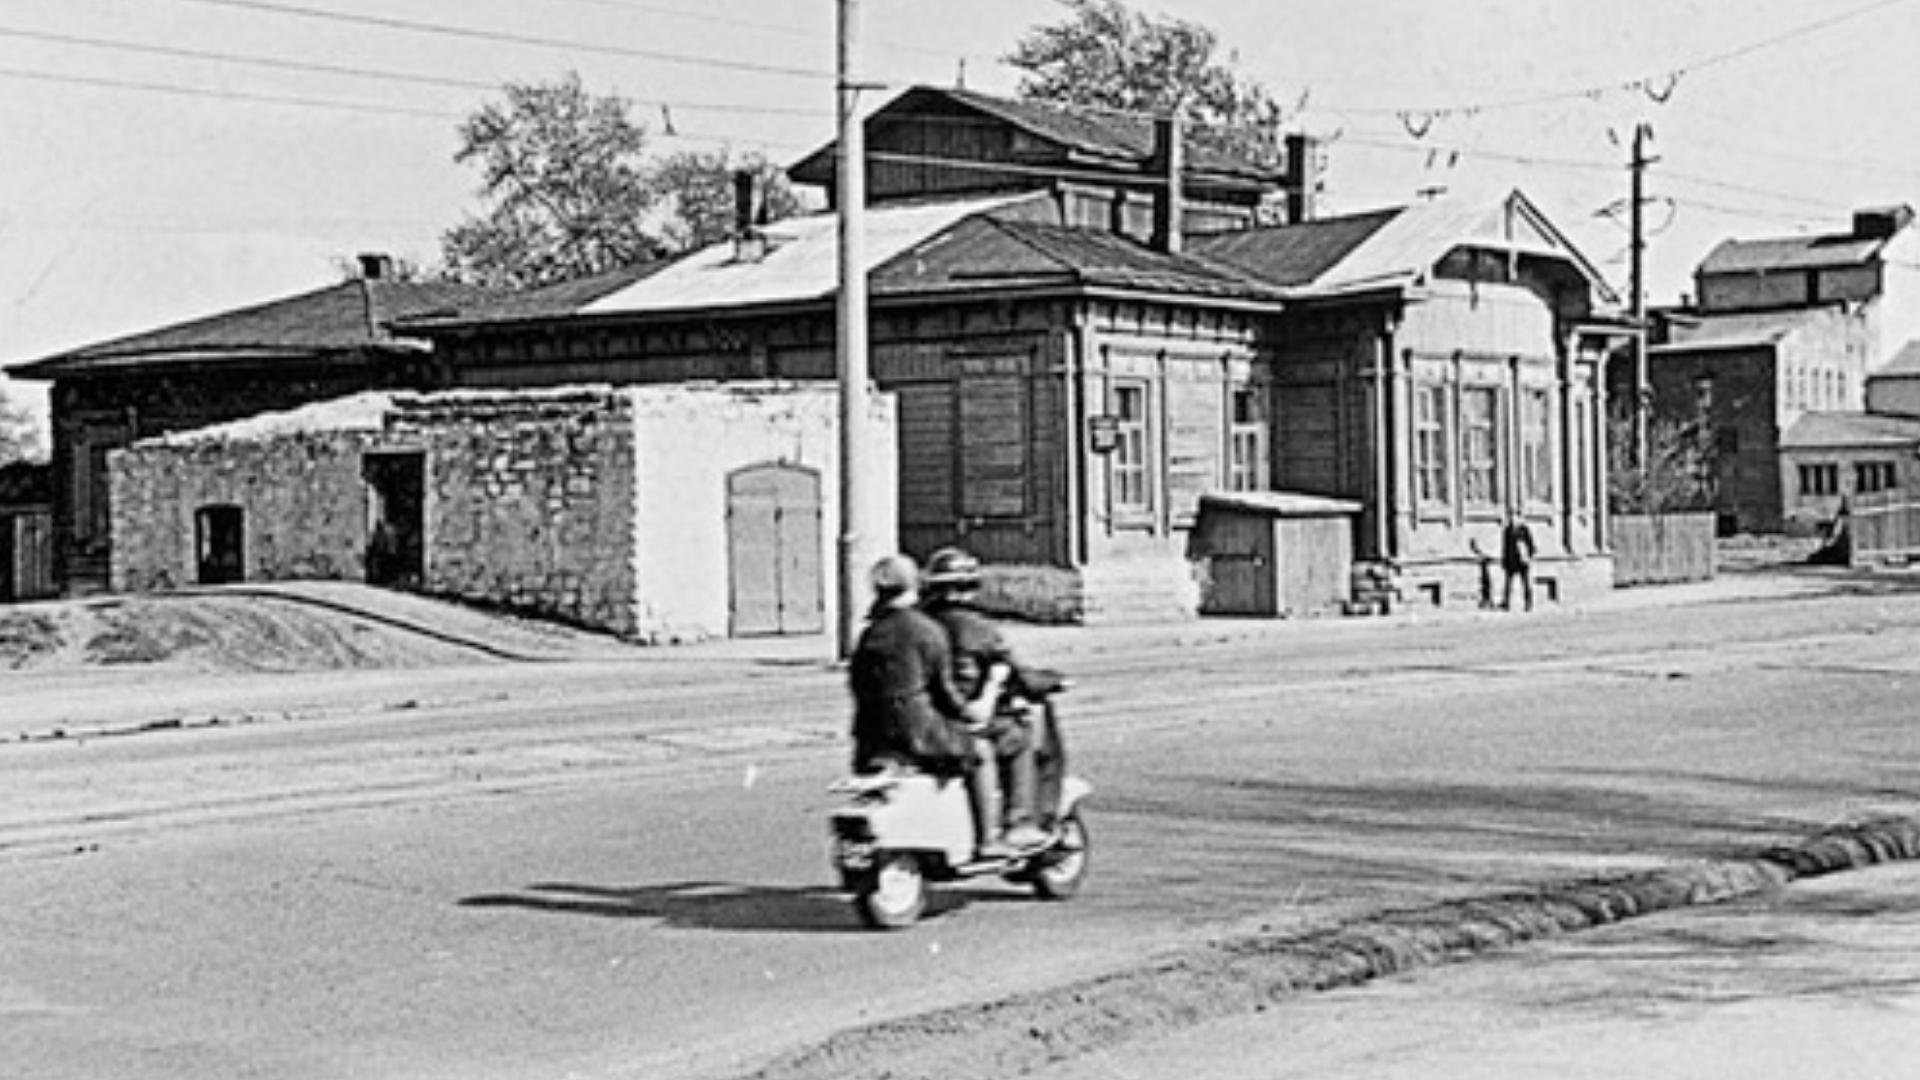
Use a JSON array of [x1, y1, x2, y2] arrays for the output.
[[1226, 384, 1265, 492], [1520, 388, 1552, 505], [1461, 386, 1500, 507], [1799, 463, 1839, 496], [1111, 382, 1150, 513], [1414, 384, 1450, 506], [1857, 460, 1897, 494]]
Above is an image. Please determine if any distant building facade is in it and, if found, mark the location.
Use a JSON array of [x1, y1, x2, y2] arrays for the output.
[[1645, 206, 1920, 533]]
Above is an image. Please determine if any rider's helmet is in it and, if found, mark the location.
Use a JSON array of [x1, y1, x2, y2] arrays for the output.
[[923, 547, 982, 592], [869, 553, 920, 599]]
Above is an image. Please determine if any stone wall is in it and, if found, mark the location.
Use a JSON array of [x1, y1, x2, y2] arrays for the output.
[[386, 389, 638, 636], [110, 432, 374, 592]]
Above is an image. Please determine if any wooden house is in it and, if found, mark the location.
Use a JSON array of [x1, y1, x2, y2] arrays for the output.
[[1197, 191, 1630, 608], [13, 86, 1629, 622]]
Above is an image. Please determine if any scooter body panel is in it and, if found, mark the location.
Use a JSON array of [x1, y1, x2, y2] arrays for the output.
[[830, 773, 975, 877]]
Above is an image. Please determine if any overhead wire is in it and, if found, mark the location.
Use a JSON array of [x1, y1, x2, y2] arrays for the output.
[[1303, 0, 1920, 121], [0, 24, 825, 116], [160, 0, 836, 82]]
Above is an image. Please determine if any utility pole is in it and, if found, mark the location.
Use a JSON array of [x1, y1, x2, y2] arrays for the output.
[[1628, 121, 1657, 473], [835, 0, 871, 660]]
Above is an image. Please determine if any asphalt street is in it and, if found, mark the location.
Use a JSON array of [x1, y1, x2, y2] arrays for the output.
[[4, 566, 1920, 1079]]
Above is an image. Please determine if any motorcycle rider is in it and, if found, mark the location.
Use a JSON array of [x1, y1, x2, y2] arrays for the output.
[[921, 547, 1051, 852], [848, 554, 1008, 858]]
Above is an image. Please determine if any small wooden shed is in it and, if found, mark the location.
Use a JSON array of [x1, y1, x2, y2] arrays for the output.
[[1193, 491, 1360, 617]]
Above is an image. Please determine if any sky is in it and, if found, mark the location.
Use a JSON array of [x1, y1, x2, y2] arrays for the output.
[[6, 0, 1920, 429]]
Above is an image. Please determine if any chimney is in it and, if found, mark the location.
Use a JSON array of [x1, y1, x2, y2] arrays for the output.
[[734, 170, 757, 236], [731, 170, 768, 263], [357, 252, 393, 280], [1283, 133, 1321, 224], [1151, 114, 1184, 254], [1853, 204, 1914, 240]]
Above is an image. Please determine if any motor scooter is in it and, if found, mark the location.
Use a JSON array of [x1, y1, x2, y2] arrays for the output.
[[828, 673, 1090, 929]]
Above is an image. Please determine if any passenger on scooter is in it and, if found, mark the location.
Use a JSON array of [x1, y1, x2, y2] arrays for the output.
[[847, 554, 993, 786], [922, 547, 1051, 854]]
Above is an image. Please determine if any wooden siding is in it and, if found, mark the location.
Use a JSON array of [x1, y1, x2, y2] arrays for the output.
[[1165, 366, 1223, 525], [957, 367, 1029, 517], [1277, 382, 1342, 494], [896, 383, 956, 528], [1852, 490, 1920, 565], [1613, 512, 1716, 585]]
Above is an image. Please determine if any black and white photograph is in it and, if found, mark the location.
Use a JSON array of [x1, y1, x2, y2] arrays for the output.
[[5, 2, 1920, 1077]]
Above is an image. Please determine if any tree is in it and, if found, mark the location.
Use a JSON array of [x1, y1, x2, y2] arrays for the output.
[[1005, 0, 1285, 163], [1607, 401, 1715, 514], [441, 72, 661, 289], [440, 73, 806, 289], [648, 149, 808, 255], [0, 377, 46, 466]]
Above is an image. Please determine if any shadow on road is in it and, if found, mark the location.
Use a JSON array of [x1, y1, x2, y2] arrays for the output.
[[458, 879, 986, 932]]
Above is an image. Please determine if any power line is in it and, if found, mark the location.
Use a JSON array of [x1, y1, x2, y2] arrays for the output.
[[163, 0, 837, 82], [544, 0, 1000, 66], [1308, 0, 1920, 121], [0, 25, 825, 117], [0, 66, 462, 121], [0, 64, 809, 155]]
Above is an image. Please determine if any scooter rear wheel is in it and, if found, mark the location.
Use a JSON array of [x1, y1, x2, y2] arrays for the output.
[[852, 852, 926, 929], [1031, 813, 1089, 900]]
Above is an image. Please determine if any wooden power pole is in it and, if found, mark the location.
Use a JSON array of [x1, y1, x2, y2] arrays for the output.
[[1629, 122, 1657, 472], [836, 0, 872, 659]]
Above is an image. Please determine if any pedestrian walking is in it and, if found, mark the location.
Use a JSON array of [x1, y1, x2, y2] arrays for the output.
[[1500, 514, 1535, 612]]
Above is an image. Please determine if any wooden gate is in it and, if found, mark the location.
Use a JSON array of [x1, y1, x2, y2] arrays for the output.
[[726, 463, 824, 636]]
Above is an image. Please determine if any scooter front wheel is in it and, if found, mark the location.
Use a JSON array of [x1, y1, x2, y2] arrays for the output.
[[1031, 813, 1090, 901], [852, 852, 926, 929]]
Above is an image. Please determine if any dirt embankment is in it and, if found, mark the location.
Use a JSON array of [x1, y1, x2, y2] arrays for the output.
[[0, 589, 583, 673]]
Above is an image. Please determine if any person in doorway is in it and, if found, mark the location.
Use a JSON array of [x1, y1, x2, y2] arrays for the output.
[[846, 554, 988, 786], [920, 547, 1050, 854], [1500, 514, 1536, 612]]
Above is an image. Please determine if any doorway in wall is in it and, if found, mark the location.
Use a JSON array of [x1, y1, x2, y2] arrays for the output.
[[727, 463, 824, 636], [195, 505, 245, 585], [363, 452, 425, 588]]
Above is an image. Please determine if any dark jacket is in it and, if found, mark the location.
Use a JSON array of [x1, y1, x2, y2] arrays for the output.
[[922, 598, 1016, 702], [848, 601, 975, 774], [1500, 522, 1535, 572]]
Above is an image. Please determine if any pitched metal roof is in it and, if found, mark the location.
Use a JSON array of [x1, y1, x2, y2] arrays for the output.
[[13, 279, 490, 378], [573, 194, 1039, 318], [1697, 233, 1887, 276], [789, 85, 1286, 187], [1877, 339, 1920, 376], [875, 216, 1286, 304], [1188, 209, 1401, 288], [1192, 190, 1617, 303], [1781, 410, 1920, 450], [1651, 307, 1833, 354]]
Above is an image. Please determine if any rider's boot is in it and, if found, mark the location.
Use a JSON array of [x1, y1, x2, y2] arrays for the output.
[[967, 739, 1012, 859], [998, 744, 1049, 850]]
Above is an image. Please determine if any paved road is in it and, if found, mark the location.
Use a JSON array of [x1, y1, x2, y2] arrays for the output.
[[4, 569, 1920, 1079], [1032, 859, 1920, 1080]]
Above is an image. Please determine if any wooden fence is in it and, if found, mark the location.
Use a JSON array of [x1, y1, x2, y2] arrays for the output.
[[1, 507, 56, 602], [1848, 490, 1920, 566], [1612, 512, 1717, 586]]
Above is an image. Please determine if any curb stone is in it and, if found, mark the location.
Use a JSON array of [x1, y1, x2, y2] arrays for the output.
[[742, 815, 1920, 1080]]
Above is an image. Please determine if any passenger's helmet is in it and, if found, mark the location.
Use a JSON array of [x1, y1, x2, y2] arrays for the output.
[[924, 547, 982, 590], [869, 554, 920, 598]]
